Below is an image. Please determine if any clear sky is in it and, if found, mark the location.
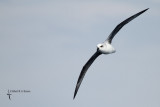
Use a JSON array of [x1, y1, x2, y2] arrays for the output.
[[0, 0, 160, 107]]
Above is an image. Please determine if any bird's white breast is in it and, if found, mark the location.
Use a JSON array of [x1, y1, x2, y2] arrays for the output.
[[97, 43, 116, 54]]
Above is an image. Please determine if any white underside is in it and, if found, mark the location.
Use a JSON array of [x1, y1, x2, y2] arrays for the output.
[[97, 43, 116, 54]]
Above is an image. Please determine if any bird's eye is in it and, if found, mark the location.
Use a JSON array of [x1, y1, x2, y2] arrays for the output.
[[100, 45, 103, 47]]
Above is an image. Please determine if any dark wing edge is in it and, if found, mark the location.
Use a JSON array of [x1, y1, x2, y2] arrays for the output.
[[106, 8, 149, 44], [73, 51, 102, 99]]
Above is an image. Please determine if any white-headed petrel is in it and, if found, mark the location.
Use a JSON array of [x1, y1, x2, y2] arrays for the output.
[[73, 8, 149, 99], [7, 90, 12, 100]]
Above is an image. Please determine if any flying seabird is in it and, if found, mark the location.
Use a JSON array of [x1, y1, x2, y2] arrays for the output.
[[7, 90, 12, 100], [73, 8, 149, 99]]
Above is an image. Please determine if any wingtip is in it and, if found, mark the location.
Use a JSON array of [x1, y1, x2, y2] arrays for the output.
[[143, 8, 149, 12], [138, 8, 149, 15], [73, 89, 77, 100], [73, 93, 76, 99], [73, 96, 75, 100], [141, 8, 149, 13]]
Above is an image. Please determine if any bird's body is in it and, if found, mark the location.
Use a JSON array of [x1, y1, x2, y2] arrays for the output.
[[97, 42, 116, 54], [7, 93, 11, 100], [73, 8, 149, 99]]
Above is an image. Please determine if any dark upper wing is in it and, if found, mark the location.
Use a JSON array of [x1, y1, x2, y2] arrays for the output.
[[73, 50, 101, 99], [106, 8, 149, 44]]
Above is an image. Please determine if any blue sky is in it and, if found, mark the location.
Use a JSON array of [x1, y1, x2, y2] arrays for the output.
[[0, 0, 160, 107]]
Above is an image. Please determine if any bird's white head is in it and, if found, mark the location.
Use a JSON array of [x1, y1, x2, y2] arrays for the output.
[[97, 43, 116, 54]]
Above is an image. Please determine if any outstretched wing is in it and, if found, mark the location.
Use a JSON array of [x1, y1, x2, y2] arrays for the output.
[[73, 50, 101, 99], [106, 8, 149, 44]]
